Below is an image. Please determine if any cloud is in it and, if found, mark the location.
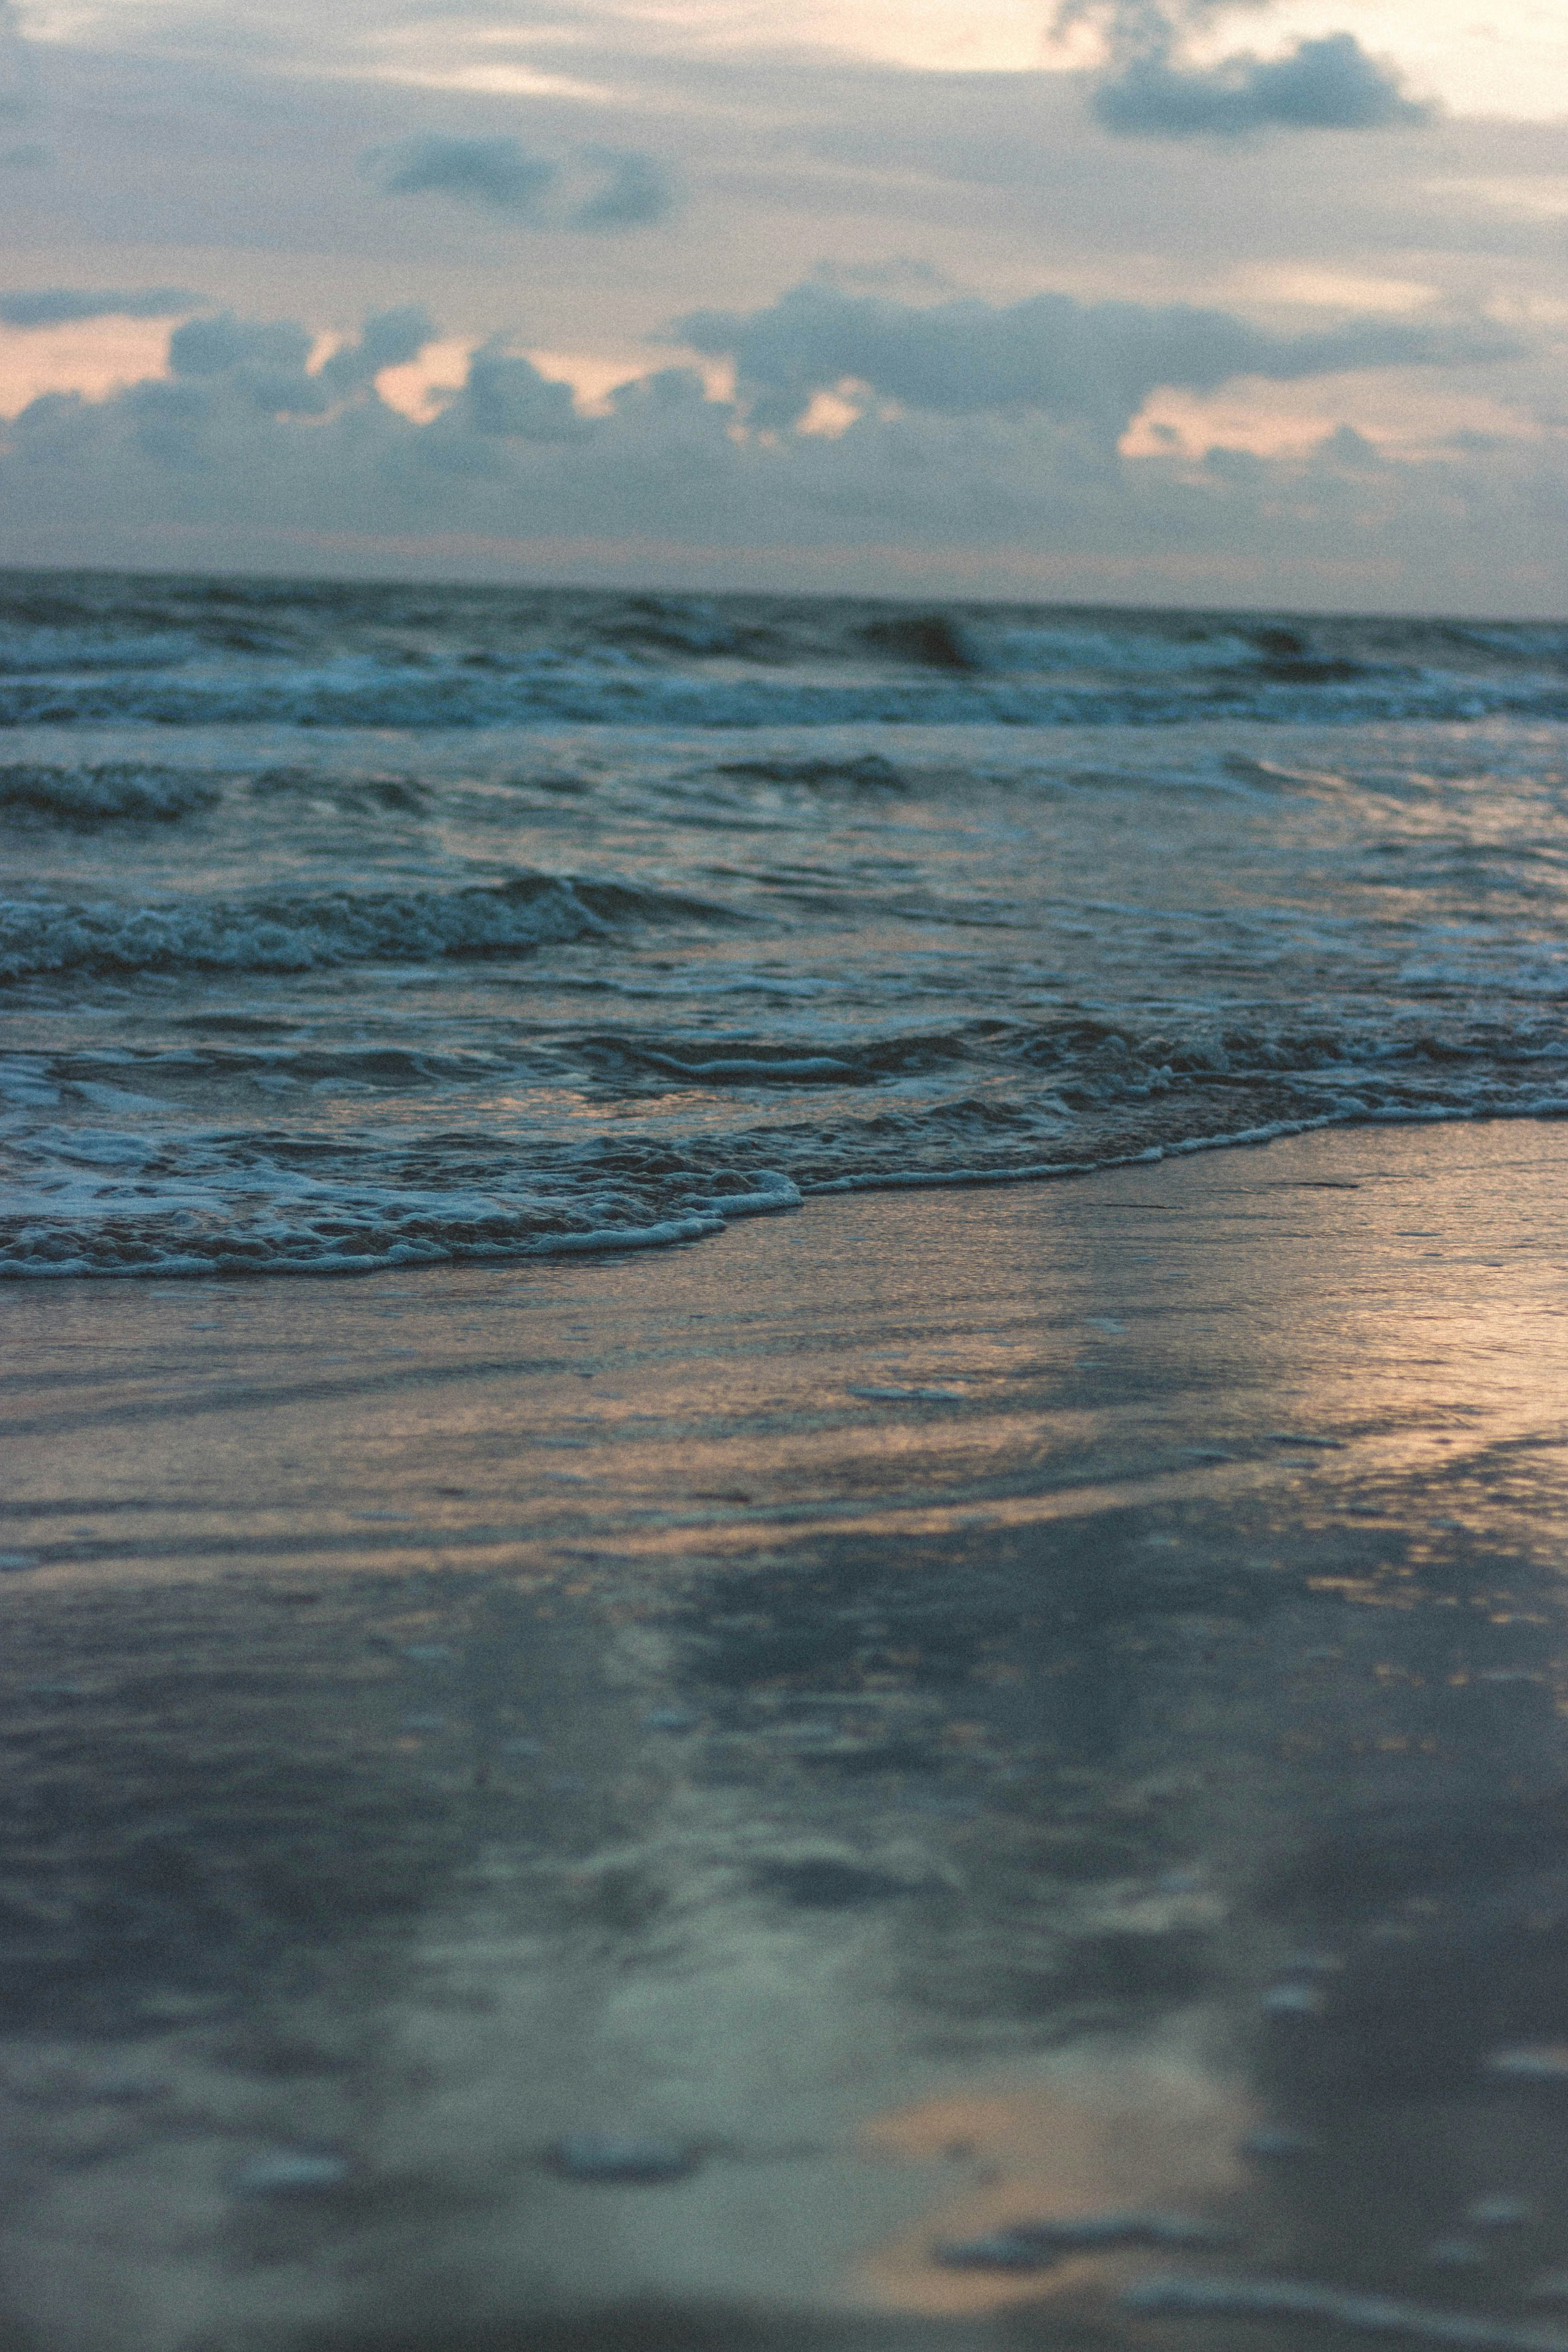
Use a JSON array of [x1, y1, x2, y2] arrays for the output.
[[316, 303, 440, 394], [1094, 31, 1434, 137], [570, 148, 675, 230], [0, 287, 204, 329], [675, 282, 1517, 437], [0, 0, 25, 78], [462, 344, 586, 439], [1059, 0, 1433, 140], [1, 294, 1560, 611], [170, 310, 315, 385], [138, 304, 441, 425], [0, 0, 36, 130], [0, 141, 46, 168], [364, 135, 676, 231], [372, 135, 556, 217]]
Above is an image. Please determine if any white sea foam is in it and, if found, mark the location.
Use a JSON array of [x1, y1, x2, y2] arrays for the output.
[[0, 1133, 803, 1277]]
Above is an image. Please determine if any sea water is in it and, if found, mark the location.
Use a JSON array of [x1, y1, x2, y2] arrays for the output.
[[4, 571, 1567, 1279]]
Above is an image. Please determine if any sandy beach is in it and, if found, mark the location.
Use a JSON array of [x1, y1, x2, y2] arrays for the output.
[[4, 1119, 1568, 2352]]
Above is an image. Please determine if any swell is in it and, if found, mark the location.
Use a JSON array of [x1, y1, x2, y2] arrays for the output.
[[5, 576, 1566, 669], [0, 761, 224, 822], [0, 872, 734, 983], [4, 669, 1567, 732], [9, 1009, 1564, 1099], [508, 1012, 1568, 1101]]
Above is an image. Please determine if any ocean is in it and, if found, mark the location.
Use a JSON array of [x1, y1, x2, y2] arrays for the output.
[[4, 569, 1567, 1280]]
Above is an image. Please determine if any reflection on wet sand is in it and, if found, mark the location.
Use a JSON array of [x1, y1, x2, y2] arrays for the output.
[[854, 2041, 1251, 2315], [0, 1124, 1567, 2349]]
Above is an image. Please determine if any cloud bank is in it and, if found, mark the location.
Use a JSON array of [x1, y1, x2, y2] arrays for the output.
[[1062, 0, 1433, 139], [365, 136, 676, 231], [0, 290, 1561, 610]]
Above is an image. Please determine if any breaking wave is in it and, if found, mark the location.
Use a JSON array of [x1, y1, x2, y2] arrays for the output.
[[3, 1010, 1565, 1278], [0, 1131, 805, 1278]]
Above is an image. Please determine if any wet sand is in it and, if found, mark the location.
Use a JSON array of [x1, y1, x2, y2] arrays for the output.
[[3, 1121, 1568, 2352]]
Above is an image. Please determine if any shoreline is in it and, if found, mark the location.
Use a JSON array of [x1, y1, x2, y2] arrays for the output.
[[7, 1101, 1553, 1288], [3, 1119, 1568, 2351]]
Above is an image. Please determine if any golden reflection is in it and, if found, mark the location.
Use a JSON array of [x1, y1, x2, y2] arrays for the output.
[[850, 2045, 1252, 2316]]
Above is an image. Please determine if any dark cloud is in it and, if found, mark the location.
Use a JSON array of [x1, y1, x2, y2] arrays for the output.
[[1094, 31, 1433, 137], [170, 310, 314, 379], [0, 141, 47, 168], [0, 287, 203, 329], [675, 282, 1517, 436], [161, 310, 327, 426], [365, 135, 676, 231], [1059, 0, 1432, 140], [154, 305, 440, 421], [371, 135, 556, 217], [316, 303, 440, 394], [463, 345, 586, 439], [570, 148, 675, 230]]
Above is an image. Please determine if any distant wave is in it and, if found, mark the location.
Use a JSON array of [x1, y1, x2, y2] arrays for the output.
[[3, 667, 1566, 732], [2, 576, 1566, 731], [6, 573, 1567, 675]]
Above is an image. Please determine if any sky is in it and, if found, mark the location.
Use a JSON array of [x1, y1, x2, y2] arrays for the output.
[[0, 0, 1564, 609]]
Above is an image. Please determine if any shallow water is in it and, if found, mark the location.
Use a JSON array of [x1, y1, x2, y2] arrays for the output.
[[5, 572, 1568, 1278]]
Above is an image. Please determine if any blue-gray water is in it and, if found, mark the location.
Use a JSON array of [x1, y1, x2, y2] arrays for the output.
[[4, 570, 1567, 1278]]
